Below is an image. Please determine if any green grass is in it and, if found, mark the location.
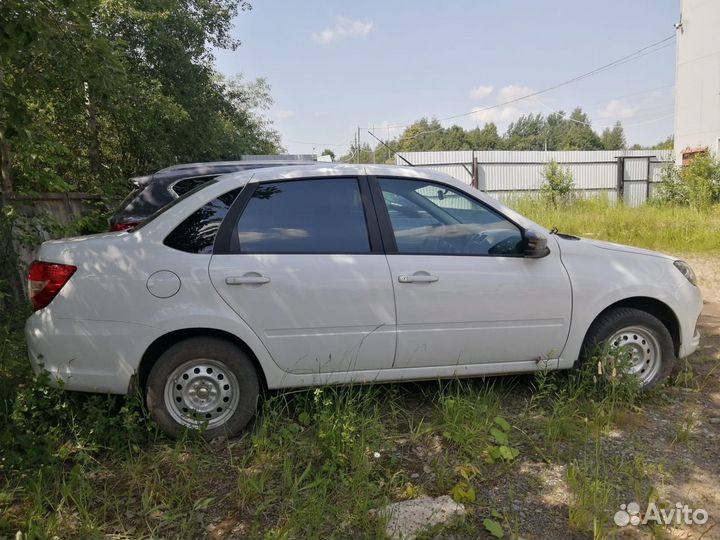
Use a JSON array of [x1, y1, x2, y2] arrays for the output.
[[509, 197, 720, 254], [0, 341, 657, 539]]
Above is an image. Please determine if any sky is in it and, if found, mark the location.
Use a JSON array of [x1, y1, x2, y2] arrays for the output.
[[213, 0, 680, 156]]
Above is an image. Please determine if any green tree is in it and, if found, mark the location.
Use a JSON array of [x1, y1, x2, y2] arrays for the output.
[[0, 0, 278, 198], [541, 159, 574, 206], [653, 136, 674, 150], [600, 122, 626, 150], [468, 123, 503, 150], [396, 118, 444, 152], [321, 149, 335, 161], [556, 108, 603, 150], [504, 114, 547, 150]]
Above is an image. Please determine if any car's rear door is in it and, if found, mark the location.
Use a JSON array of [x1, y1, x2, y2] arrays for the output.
[[371, 175, 572, 370], [209, 176, 396, 374]]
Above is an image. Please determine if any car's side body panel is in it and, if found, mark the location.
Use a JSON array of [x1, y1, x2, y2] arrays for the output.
[[25, 164, 703, 396], [209, 253, 397, 374], [556, 237, 703, 363], [385, 244, 572, 368]]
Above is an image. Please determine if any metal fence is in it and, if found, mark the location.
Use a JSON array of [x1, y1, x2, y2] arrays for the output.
[[395, 150, 674, 206]]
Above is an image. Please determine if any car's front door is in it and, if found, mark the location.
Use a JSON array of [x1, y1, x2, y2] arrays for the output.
[[372, 176, 572, 370], [209, 177, 396, 375]]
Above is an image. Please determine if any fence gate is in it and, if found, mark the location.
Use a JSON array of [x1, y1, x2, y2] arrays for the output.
[[617, 156, 655, 207]]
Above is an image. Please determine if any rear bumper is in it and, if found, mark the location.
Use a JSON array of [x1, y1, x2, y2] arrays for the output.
[[25, 311, 162, 394]]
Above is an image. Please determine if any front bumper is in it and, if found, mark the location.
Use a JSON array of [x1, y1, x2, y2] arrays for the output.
[[679, 324, 701, 358], [25, 310, 163, 394]]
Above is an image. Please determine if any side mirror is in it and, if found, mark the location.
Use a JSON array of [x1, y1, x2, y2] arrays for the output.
[[523, 229, 550, 258]]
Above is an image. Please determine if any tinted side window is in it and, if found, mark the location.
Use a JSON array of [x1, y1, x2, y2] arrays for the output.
[[234, 178, 370, 253], [379, 178, 523, 255], [164, 188, 241, 253], [172, 176, 217, 197]]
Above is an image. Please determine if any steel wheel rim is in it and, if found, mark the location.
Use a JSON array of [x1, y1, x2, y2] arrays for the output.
[[605, 325, 662, 385], [164, 358, 240, 429]]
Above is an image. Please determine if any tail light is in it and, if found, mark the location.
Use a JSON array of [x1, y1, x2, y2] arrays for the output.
[[27, 261, 77, 311], [110, 221, 139, 232]]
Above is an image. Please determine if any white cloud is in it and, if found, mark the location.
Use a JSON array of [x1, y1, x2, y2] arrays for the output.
[[599, 99, 639, 120], [274, 110, 296, 119], [469, 85, 494, 100], [497, 85, 535, 102], [312, 16, 374, 45], [470, 85, 538, 126]]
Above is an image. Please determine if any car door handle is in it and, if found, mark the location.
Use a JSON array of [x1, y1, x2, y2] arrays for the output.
[[398, 273, 439, 283], [225, 275, 271, 285]]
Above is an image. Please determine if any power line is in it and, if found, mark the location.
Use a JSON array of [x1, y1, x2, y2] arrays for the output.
[[363, 34, 675, 131]]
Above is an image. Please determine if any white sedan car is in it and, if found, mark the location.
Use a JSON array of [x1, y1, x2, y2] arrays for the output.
[[25, 164, 702, 438]]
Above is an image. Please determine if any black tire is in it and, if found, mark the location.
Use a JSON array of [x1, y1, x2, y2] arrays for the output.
[[580, 307, 675, 391], [146, 337, 259, 439]]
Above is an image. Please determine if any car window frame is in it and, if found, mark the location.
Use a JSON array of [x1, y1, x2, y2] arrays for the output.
[[213, 176, 384, 255], [368, 175, 528, 258]]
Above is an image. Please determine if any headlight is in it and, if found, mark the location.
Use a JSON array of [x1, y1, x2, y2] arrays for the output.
[[674, 260, 697, 286]]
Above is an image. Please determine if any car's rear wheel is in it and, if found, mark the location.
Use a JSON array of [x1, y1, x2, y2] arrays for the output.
[[146, 337, 259, 439], [581, 307, 675, 391]]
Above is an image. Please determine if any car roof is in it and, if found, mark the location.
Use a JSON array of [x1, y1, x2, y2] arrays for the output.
[[157, 160, 317, 173], [216, 163, 458, 185], [129, 160, 319, 187]]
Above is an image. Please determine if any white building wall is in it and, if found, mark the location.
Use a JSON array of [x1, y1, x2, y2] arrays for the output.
[[674, 0, 720, 162]]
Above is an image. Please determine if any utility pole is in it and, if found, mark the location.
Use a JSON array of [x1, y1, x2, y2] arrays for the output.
[[356, 126, 361, 164]]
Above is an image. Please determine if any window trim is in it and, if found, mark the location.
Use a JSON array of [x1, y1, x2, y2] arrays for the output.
[[368, 175, 527, 258], [213, 176, 383, 255]]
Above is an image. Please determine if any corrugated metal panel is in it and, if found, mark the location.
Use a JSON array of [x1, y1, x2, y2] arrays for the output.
[[624, 182, 647, 206], [395, 150, 673, 206], [416, 165, 472, 183], [481, 163, 617, 191], [649, 161, 670, 182], [398, 149, 674, 166], [623, 158, 648, 181]]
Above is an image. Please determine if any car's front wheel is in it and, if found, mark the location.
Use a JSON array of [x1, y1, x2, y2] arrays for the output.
[[146, 337, 259, 439], [581, 307, 675, 391]]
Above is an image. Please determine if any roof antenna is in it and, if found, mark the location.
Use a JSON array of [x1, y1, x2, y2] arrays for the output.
[[366, 130, 414, 166]]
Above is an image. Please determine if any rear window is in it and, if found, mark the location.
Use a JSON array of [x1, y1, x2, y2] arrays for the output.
[[134, 179, 218, 231], [172, 175, 217, 197], [164, 188, 242, 253]]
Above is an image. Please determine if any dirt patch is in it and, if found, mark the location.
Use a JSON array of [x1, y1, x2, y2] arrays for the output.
[[684, 254, 720, 303]]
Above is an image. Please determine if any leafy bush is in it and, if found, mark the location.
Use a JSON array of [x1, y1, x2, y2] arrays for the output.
[[540, 159, 574, 206], [1, 371, 156, 472], [655, 153, 720, 208]]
